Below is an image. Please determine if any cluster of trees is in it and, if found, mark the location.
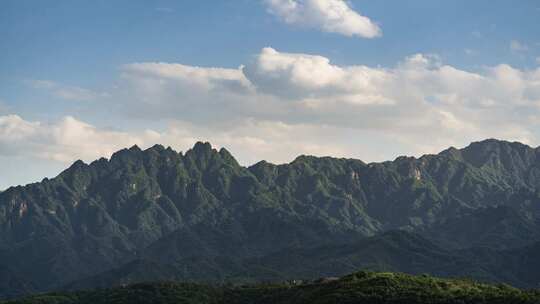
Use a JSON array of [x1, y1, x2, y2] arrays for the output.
[[5, 271, 540, 304]]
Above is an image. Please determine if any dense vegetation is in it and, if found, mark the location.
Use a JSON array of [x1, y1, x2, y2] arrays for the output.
[[1, 139, 540, 298], [5, 272, 540, 304]]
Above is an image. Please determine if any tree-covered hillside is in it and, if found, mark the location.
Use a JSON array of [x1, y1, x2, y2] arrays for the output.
[[5, 271, 540, 304]]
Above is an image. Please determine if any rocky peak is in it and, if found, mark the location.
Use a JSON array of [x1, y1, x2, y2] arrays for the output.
[[460, 139, 537, 170]]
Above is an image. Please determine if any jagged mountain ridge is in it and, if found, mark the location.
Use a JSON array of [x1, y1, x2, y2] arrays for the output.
[[1, 139, 540, 297]]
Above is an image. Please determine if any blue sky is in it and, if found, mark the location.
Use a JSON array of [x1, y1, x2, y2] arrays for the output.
[[1, 0, 540, 189]]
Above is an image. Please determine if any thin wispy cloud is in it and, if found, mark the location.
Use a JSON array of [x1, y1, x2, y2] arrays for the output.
[[470, 31, 482, 39], [28, 79, 108, 101], [510, 40, 529, 52], [464, 49, 477, 56]]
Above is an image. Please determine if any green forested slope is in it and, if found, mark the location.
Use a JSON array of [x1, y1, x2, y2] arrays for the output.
[[5, 272, 540, 304]]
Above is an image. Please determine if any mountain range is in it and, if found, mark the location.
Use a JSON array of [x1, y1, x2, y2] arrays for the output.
[[1, 139, 540, 298]]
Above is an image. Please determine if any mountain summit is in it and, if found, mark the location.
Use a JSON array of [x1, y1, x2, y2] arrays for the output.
[[1, 139, 540, 298]]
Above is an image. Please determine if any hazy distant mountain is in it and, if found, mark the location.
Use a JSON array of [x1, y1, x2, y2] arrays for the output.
[[1, 139, 540, 298]]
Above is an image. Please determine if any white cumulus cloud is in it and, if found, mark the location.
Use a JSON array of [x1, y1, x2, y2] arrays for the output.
[[0, 115, 362, 168], [265, 0, 381, 38], [0, 115, 152, 162], [115, 47, 540, 157]]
